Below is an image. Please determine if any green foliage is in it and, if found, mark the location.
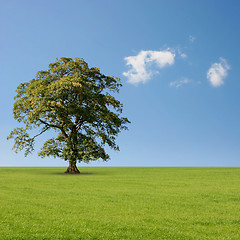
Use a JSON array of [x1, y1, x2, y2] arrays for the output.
[[0, 167, 240, 239], [8, 57, 130, 163]]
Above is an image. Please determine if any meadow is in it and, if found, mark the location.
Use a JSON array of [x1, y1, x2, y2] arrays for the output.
[[0, 167, 239, 239]]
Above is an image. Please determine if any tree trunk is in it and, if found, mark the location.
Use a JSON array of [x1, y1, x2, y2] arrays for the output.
[[65, 161, 80, 174]]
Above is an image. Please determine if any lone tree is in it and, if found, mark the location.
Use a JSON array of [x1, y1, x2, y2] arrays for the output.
[[8, 57, 130, 174]]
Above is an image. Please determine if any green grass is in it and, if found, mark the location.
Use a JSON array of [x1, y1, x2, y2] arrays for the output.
[[0, 167, 240, 239]]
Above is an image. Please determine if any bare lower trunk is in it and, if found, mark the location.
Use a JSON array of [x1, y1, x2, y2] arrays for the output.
[[65, 161, 80, 174]]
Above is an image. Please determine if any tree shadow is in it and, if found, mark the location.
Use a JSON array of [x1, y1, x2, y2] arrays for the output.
[[49, 171, 108, 176], [33, 167, 113, 176]]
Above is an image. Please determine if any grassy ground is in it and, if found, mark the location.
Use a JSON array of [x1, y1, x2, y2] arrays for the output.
[[0, 167, 239, 239]]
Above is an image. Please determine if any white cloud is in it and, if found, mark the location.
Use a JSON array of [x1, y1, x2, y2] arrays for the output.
[[189, 35, 196, 43], [207, 58, 230, 87], [177, 48, 187, 59], [180, 52, 187, 59], [169, 78, 191, 88], [123, 49, 175, 84]]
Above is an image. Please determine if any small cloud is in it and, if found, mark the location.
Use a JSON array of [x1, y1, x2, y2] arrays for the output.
[[177, 48, 187, 59], [207, 58, 230, 87], [189, 35, 196, 43], [180, 53, 187, 59], [123, 49, 175, 84], [169, 78, 191, 88]]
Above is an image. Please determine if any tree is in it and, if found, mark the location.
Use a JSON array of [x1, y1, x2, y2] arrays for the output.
[[8, 57, 130, 174]]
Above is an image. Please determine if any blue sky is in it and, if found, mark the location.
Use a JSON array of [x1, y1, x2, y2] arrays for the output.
[[1, 0, 240, 167]]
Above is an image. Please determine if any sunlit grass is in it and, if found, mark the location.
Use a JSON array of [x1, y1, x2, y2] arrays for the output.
[[0, 167, 239, 239]]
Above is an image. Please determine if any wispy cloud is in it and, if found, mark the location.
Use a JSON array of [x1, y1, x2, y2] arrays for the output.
[[123, 49, 175, 84], [189, 35, 196, 43], [207, 58, 230, 87], [179, 52, 187, 59], [169, 78, 191, 88], [177, 48, 187, 59]]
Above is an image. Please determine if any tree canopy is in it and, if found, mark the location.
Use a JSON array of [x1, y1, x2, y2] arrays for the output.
[[8, 57, 130, 173]]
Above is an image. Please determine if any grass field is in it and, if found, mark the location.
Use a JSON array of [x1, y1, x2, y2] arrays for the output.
[[0, 167, 239, 239]]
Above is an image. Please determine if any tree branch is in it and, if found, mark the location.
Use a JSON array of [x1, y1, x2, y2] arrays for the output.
[[76, 119, 84, 131], [32, 127, 50, 140], [39, 119, 68, 140]]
